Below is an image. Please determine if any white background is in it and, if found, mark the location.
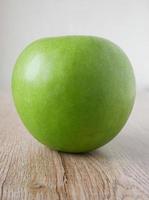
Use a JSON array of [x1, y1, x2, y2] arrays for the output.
[[1, 0, 149, 91]]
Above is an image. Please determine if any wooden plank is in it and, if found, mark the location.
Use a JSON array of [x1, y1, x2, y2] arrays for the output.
[[0, 91, 149, 199]]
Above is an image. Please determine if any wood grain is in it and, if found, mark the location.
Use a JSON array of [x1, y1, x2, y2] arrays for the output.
[[0, 90, 149, 200]]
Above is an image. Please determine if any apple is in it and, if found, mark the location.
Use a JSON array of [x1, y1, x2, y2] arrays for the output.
[[12, 36, 136, 153]]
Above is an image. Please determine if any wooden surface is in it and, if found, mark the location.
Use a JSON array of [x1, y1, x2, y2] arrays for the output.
[[0, 90, 149, 200]]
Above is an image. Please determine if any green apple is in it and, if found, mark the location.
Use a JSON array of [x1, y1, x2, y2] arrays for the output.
[[12, 36, 136, 153]]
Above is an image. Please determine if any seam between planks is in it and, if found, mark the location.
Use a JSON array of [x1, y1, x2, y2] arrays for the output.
[[59, 153, 68, 200]]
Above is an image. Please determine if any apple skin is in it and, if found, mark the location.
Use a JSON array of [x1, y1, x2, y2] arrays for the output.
[[12, 36, 136, 153]]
